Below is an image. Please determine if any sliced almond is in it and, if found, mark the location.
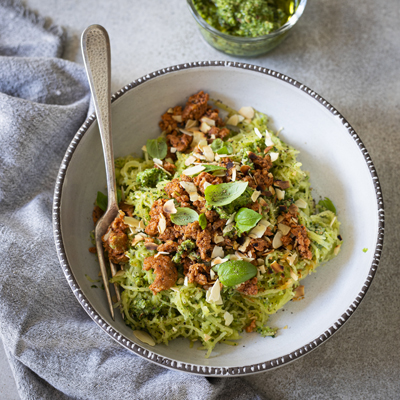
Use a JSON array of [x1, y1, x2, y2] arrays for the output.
[[211, 256, 228, 267], [334, 244, 341, 255], [170, 147, 177, 154], [172, 115, 182, 122], [330, 216, 337, 227], [163, 199, 177, 214], [278, 223, 291, 236], [238, 237, 251, 253], [155, 251, 169, 258], [185, 119, 198, 129], [179, 181, 197, 194], [153, 158, 163, 166], [214, 234, 224, 244], [224, 311, 233, 326], [184, 155, 197, 166], [144, 242, 158, 251], [226, 114, 243, 126], [231, 168, 236, 181], [275, 188, 285, 200], [201, 145, 215, 162], [206, 279, 222, 304], [295, 198, 308, 209], [179, 128, 193, 137], [133, 330, 155, 346], [265, 132, 274, 147], [286, 252, 297, 266], [226, 213, 236, 225], [293, 285, 305, 300], [183, 165, 205, 176], [272, 231, 283, 249], [251, 190, 261, 202], [238, 106, 254, 120], [167, 108, 174, 114], [223, 223, 234, 234], [211, 246, 224, 259], [259, 264, 266, 274], [271, 261, 284, 273], [200, 116, 216, 126], [200, 121, 211, 133], [203, 181, 212, 190], [270, 152, 279, 162], [249, 221, 267, 238], [132, 234, 145, 246], [254, 127, 263, 139], [290, 269, 299, 281], [124, 216, 141, 230], [158, 214, 166, 235]]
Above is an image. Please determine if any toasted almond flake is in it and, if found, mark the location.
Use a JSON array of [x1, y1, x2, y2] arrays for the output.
[[270, 152, 279, 162], [124, 216, 141, 229], [201, 116, 216, 126], [203, 181, 212, 190], [238, 237, 251, 252], [214, 234, 224, 244], [185, 119, 198, 129], [293, 285, 305, 300], [224, 311, 233, 326], [211, 246, 224, 259], [204, 334, 212, 341], [144, 242, 158, 251], [180, 181, 197, 194], [133, 330, 155, 346], [269, 186, 276, 195], [254, 127, 263, 138], [170, 286, 179, 292], [200, 121, 211, 133], [286, 253, 297, 266], [249, 220, 269, 238], [277, 127, 283, 136], [232, 168, 236, 181], [184, 155, 197, 166], [234, 251, 254, 262], [172, 115, 182, 122], [265, 132, 274, 147], [179, 128, 193, 137], [334, 244, 341, 255], [272, 231, 283, 249], [132, 234, 145, 246], [278, 223, 291, 236], [206, 279, 222, 304], [295, 198, 308, 209], [172, 327, 178, 332], [154, 163, 172, 176], [277, 215, 284, 223], [238, 106, 254, 119], [251, 190, 261, 202], [330, 216, 337, 227], [184, 276, 189, 286], [193, 152, 206, 160], [167, 108, 174, 114], [183, 165, 206, 176], [271, 261, 284, 273], [163, 199, 177, 214], [158, 214, 166, 235], [190, 131, 207, 149], [211, 256, 229, 267], [226, 115, 240, 126], [153, 158, 163, 166], [210, 269, 216, 280], [223, 223, 234, 234], [259, 197, 268, 208], [155, 251, 169, 258], [275, 188, 285, 200], [138, 220, 145, 231], [259, 264, 266, 274], [170, 147, 177, 154], [290, 269, 299, 281], [259, 218, 271, 228], [201, 145, 215, 161], [226, 213, 236, 225]]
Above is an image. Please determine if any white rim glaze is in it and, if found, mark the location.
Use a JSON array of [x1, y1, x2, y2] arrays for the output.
[[52, 61, 385, 376]]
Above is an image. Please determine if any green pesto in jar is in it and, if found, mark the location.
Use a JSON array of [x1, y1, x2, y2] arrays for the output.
[[192, 0, 296, 37]]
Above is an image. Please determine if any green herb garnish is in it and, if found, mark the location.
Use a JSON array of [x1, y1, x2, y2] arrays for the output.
[[205, 181, 248, 206], [199, 213, 207, 229], [146, 137, 168, 160], [170, 207, 199, 225], [217, 260, 257, 287], [235, 207, 262, 234], [318, 197, 336, 214]]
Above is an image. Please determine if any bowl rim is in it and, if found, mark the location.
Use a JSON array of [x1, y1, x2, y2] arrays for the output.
[[186, 0, 308, 42], [53, 61, 384, 377]]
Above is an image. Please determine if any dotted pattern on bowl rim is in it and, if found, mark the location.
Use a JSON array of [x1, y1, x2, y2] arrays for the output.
[[52, 61, 385, 377]]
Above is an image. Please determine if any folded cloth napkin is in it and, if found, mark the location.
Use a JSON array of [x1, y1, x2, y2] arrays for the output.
[[0, 1, 263, 399]]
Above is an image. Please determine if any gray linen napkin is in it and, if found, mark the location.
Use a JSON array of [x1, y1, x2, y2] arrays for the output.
[[0, 1, 263, 399]]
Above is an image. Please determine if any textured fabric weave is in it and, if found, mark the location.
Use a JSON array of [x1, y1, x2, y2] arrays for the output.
[[0, 1, 263, 399]]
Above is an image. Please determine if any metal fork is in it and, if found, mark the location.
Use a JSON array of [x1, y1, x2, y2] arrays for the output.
[[82, 25, 121, 320]]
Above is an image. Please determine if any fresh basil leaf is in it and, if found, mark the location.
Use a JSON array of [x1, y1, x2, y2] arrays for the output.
[[170, 207, 199, 226], [235, 208, 262, 234], [203, 165, 226, 173], [210, 138, 233, 154], [146, 137, 168, 160], [318, 197, 336, 214], [217, 260, 257, 287], [204, 181, 248, 206], [96, 191, 108, 212], [199, 213, 207, 229]]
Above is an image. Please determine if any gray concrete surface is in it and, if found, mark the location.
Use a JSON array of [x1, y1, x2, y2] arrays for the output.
[[1, 0, 399, 398]]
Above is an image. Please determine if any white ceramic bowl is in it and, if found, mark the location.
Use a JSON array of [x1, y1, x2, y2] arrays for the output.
[[53, 62, 384, 376]]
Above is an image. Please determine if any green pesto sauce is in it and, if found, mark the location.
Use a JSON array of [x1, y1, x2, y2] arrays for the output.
[[193, 0, 295, 37]]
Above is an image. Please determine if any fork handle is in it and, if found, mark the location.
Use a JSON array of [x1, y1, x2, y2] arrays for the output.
[[82, 25, 118, 211]]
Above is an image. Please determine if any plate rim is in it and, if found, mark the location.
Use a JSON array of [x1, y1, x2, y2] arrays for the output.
[[52, 60, 385, 376]]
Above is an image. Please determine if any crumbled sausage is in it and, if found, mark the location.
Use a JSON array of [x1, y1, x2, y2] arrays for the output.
[[102, 211, 129, 264], [182, 91, 209, 121], [291, 225, 312, 260], [159, 106, 182, 133], [250, 239, 270, 252], [203, 107, 223, 126], [237, 277, 258, 296], [245, 319, 257, 333], [207, 126, 230, 140], [248, 152, 272, 171], [274, 180, 290, 190], [243, 175, 257, 189], [119, 201, 134, 217], [193, 172, 223, 194], [165, 179, 190, 204], [187, 263, 211, 286], [253, 169, 274, 191], [162, 161, 177, 174], [167, 131, 193, 152], [157, 240, 179, 253], [143, 254, 178, 295], [145, 199, 171, 237]]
